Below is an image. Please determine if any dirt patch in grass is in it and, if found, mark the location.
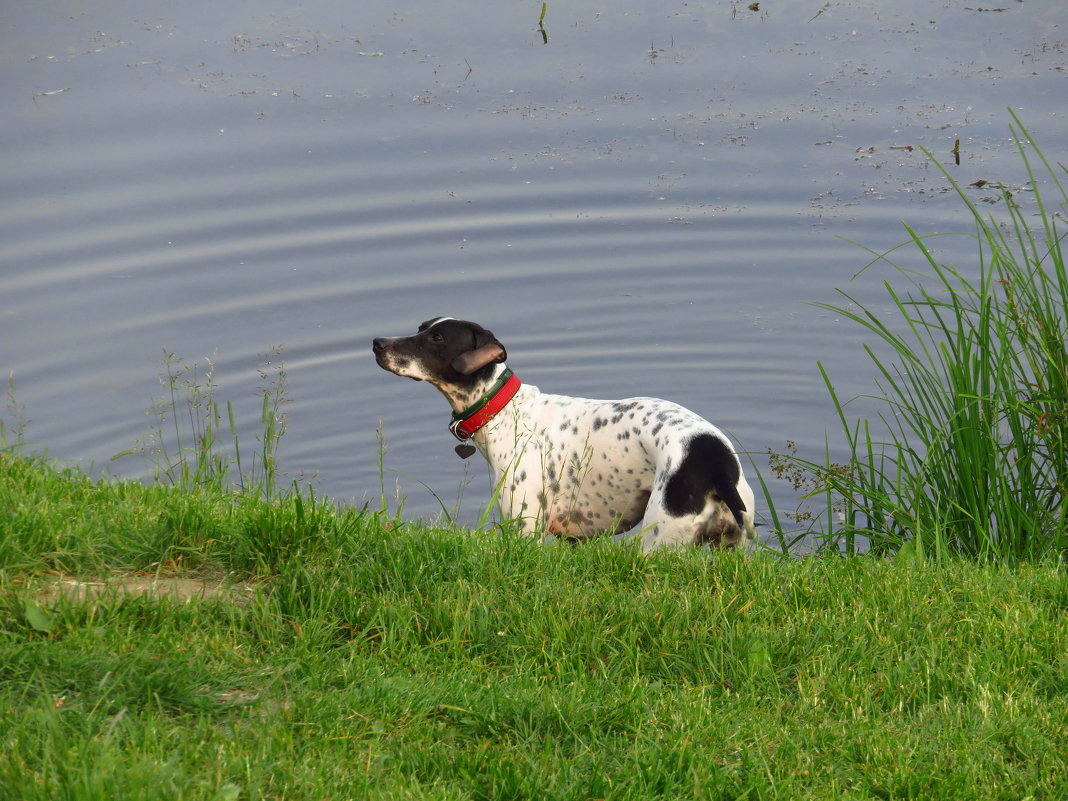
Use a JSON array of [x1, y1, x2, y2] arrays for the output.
[[39, 575, 259, 605]]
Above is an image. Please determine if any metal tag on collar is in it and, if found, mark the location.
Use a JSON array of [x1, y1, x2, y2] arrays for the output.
[[449, 417, 473, 441]]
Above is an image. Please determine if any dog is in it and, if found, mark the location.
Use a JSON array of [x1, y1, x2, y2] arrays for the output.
[[372, 317, 756, 550]]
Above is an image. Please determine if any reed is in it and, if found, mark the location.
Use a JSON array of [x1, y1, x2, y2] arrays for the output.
[[775, 111, 1067, 560]]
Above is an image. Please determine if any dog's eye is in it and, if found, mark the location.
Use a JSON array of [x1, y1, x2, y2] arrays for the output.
[[429, 332, 445, 344]]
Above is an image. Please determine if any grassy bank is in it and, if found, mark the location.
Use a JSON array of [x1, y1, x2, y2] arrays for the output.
[[3, 455, 1067, 800]]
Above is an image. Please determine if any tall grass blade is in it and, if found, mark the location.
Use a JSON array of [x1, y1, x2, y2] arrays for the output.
[[776, 114, 1066, 561]]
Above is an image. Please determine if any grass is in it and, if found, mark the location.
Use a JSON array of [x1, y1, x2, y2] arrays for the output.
[[3, 455, 1068, 800], [111, 347, 291, 500], [767, 111, 1067, 561], [2, 112, 1067, 799]]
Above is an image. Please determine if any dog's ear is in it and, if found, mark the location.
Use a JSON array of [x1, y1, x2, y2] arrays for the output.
[[452, 343, 507, 375], [452, 329, 507, 375]]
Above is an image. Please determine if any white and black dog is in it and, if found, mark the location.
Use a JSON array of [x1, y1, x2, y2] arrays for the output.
[[373, 317, 756, 550]]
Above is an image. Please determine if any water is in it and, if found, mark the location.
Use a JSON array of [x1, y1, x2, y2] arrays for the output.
[[3, 0, 1065, 534]]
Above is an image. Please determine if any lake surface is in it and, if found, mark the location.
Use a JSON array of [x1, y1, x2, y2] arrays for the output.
[[3, 0, 1065, 539]]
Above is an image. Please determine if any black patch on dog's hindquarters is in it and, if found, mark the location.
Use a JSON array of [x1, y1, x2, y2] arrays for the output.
[[663, 433, 746, 526]]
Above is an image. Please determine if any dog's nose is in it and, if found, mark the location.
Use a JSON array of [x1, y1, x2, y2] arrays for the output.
[[372, 338, 388, 353]]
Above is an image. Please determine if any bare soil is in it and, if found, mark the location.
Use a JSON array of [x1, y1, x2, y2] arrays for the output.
[[39, 575, 258, 605]]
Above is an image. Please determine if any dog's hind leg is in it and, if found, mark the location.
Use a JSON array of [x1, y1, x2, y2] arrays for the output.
[[638, 432, 756, 551]]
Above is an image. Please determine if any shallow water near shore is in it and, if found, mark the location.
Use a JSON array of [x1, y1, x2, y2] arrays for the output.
[[2, 0, 1065, 534]]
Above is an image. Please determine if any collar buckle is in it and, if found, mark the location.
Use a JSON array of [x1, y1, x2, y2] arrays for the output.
[[448, 368, 520, 442], [449, 417, 473, 441]]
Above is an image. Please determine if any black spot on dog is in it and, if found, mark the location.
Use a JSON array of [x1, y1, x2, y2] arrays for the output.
[[663, 433, 745, 526]]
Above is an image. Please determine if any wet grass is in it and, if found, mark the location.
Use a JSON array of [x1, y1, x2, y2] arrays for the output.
[[3, 455, 1068, 800]]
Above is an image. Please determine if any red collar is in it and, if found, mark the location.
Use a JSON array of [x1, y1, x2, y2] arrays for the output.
[[449, 369, 522, 441]]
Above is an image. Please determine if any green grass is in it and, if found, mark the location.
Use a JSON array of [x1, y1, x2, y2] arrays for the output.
[[3, 112, 1067, 799], [110, 347, 291, 500], [767, 111, 1067, 560], [3, 455, 1068, 800]]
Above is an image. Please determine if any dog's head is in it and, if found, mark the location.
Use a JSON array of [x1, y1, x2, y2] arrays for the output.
[[372, 318, 508, 403]]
